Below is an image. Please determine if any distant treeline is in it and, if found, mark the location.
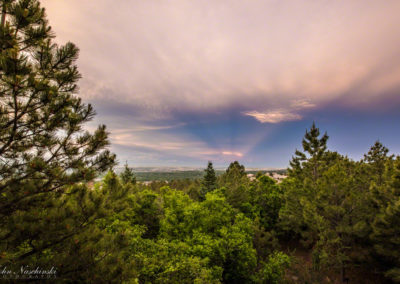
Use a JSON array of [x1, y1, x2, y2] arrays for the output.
[[134, 169, 287, 182]]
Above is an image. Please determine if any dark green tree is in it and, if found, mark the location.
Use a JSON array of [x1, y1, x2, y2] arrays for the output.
[[200, 161, 217, 200], [0, 0, 116, 279], [219, 161, 247, 186], [51, 171, 137, 282], [281, 123, 330, 242], [129, 189, 161, 239], [0, 0, 115, 212], [369, 157, 400, 282], [288, 122, 329, 182], [120, 161, 136, 185], [363, 141, 392, 186], [219, 161, 250, 211], [226, 160, 246, 176]]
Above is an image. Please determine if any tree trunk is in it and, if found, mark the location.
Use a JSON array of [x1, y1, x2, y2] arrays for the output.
[[1, 1, 6, 28]]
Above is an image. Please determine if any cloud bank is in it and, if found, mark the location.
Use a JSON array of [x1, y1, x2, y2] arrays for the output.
[[42, 0, 400, 119], [40, 0, 400, 166]]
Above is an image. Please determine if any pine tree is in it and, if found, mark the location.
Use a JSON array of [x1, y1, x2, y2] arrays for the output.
[[281, 123, 331, 243], [370, 157, 400, 282], [226, 160, 246, 176], [0, 0, 115, 277], [288, 122, 329, 181], [200, 161, 217, 200], [363, 141, 392, 186], [120, 161, 136, 185]]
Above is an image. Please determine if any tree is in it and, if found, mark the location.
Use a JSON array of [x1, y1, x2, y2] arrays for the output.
[[129, 189, 161, 239], [219, 161, 250, 211], [250, 175, 282, 231], [53, 171, 137, 282], [159, 187, 259, 283], [200, 161, 217, 200], [120, 161, 136, 185], [370, 157, 400, 282], [288, 122, 329, 182], [280, 125, 399, 281], [305, 158, 362, 278], [0, 0, 115, 278], [226, 160, 246, 176], [255, 251, 291, 284], [363, 141, 392, 186], [281, 123, 330, 242], [249, 176, 284, 265]]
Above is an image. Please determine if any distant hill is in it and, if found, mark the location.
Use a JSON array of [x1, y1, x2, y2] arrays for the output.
[[114, 166, 284, 172]]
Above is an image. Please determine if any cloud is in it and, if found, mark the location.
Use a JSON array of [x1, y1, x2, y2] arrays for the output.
[[243, 110, 301, 124], [222, 151, 243, 157], [39, 0, 400, 166], [290, 100, 316, 110], [42, 0, 400, 118], [243, 99, 315, 123], [112, 123, 186, 133], [109, 127, 247, 164]]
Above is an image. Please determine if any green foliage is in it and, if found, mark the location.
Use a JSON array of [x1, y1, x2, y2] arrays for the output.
[[119, 186, 261, 283], [200, 161, 217, 200], [255, 251, 291, 284], [120, 162, 137, 185], [225, 160, 246, 176], [0, 0, 116, 280], [219, 161, 250, 210], [280, 123, 400, 283], [251, 175, 282, 229], [128, 189, 162, 239], [363, 141, 392, 186], [288, 122, 329, 181], [370, 157, 400, 282], [135, 238, 222, 284]]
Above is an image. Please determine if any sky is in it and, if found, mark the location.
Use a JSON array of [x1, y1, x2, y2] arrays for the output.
[[41, 0, 400, 168]]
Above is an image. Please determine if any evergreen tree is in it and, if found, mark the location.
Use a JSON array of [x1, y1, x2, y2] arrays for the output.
[[219, 161, 250, 210], [0, 0, 115, 278], [120, 161, 136, 185], [219, 160, 247, 188], [200, 161, 217, 200], [226, 160, 246, 176], [281, 123, 330, 242], [363, 141, 392, 186], [280, 125, 398, 281], [370, 157, 400, 282], [288, 122, 329, 182], [51, 171, 136, 282]]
